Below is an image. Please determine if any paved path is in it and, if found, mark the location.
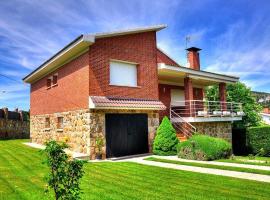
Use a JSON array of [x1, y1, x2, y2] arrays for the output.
[[153, 155, 270, 171], [127, 156, 270, 183]]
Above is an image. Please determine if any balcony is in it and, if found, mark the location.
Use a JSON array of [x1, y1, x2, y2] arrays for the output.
[[170, 100, 244, 122]]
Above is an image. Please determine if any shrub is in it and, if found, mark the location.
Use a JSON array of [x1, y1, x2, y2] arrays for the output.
[[247, 126, 270, 156], [153, 117, 179, 156], [43, 141, 86, 200], [177, 134, 232, 161]]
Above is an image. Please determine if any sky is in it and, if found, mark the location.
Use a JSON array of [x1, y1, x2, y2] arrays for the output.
[[0, 0, 270, 110]]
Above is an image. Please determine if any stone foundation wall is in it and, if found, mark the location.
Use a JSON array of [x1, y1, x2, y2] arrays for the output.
[[88, 109, 159, 160], [30, 109, 91, 154], [0, 119, 29, 139], [30, 109, 159, 159], [191, 122, 232, 142]]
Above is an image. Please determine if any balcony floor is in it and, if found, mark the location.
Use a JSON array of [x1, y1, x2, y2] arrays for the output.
[[171, 116, 242, 123]]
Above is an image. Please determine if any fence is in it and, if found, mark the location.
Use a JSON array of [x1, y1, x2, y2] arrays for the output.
[[0, 108, 30, 139]]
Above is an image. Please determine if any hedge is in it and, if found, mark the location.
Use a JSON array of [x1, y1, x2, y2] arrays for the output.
[[247, 126, 270, 156], [153, 117, 179, 156], [177, 134, 232, 161]]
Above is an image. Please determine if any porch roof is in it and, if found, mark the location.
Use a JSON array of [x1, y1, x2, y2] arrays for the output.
[[158, 63, 239, 86], [89, 96, 166, 110]]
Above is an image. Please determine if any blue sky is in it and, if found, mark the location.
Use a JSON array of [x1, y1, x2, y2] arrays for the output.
[[0, 0, 270, 110]]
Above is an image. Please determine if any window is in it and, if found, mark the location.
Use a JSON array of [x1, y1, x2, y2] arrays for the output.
[[171, 89, 185, 106], [45, 117, 50, 128], [57, 117, 64, 129], [47, 78, 52, 89], [52, 74, 58, 85], [110, 61, 137, 87]]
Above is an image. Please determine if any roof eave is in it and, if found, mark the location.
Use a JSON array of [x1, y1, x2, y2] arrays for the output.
[[158, 63, 239, 83], [23, 34, 95, 83], [94, 24, 167, 39]]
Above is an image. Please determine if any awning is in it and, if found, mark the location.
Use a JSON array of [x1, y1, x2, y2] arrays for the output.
[[89, 96, 166, 110]]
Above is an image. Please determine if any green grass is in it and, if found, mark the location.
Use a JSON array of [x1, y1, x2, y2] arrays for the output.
[[1, 140, 270, 199], [218, 156, 270, 166], [145, 157, 270, 176]]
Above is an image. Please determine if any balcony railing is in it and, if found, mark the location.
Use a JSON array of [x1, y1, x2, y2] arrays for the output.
[[171, 100, 244, 118]]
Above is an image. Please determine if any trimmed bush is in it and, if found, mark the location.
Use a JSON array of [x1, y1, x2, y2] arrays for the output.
[[177, 134, 232, 161], [153, 117, 179, 156], [247, 126, 270, 156]]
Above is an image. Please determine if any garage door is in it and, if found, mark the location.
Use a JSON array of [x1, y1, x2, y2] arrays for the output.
[[105, 114, 148, 158]]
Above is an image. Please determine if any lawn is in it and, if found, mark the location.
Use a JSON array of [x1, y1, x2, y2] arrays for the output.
[[1, 140, 270, 200], [145, 157, 270, 176], [218, 156, 270, 166]]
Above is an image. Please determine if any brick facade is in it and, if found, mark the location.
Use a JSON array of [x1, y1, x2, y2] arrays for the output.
[[88, 31, 159, 100], [30, 52, 90, 115], [157, 48, 180, 66]]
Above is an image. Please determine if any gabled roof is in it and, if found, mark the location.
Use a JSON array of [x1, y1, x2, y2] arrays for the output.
[[23, 24, 167, 83]]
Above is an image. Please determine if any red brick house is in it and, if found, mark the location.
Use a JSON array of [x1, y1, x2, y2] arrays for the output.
[[23, 25, 243, 159]]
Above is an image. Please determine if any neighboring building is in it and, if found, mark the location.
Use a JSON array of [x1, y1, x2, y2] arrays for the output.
[[262, 113, 270, 124], [23, 25, 243, 159], [261, 108, 270, 124]]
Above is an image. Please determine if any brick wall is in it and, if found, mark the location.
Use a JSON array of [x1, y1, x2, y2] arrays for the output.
[[30, 31, 160, 115], [30, 52, 90, 115], [88, 31, 159, 100], [157, 48, 180, 66]]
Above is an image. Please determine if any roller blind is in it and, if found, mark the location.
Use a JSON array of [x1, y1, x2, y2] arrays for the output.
[[110, 61, 137, 87]]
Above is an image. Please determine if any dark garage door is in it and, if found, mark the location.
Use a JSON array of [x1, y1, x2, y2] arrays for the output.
[[106, 114, 148, 158]]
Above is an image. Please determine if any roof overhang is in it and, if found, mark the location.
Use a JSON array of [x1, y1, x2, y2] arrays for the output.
[[23, 24, 167, 84], [23, 35, 95, 83], [89, 96, 166, 110], [94, 24, 167, 39], [158, 63, 239, 86]]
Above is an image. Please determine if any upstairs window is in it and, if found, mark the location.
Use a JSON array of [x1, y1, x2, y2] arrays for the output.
[[110, 60, 137, 87], [52, 74, 58, 86], [45, 117, 50, 128], [47, 78, 52, 89], [57, 117, 64, 129]]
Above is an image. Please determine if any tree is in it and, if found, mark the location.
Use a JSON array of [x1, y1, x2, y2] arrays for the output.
[[43, 141, 86, 200], [205, 82, 262, 127], [153, 116, 179, 155]]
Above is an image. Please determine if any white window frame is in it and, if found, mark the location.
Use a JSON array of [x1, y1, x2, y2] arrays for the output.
[[109, 60, 138, 87]]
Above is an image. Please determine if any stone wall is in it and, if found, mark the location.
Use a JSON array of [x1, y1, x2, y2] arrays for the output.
[[30, 109, 159, 159], [0, 119, 29, 139], [30, 109, 91, 154], [191, 122, 232, 142]]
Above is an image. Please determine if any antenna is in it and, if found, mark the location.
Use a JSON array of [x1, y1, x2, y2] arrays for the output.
[[185, 36, 191, 49], [185, 36, 191, 67]]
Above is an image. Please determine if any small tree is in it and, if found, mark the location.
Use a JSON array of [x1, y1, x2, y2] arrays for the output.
[[43, 141, 86, 200], [153, 117, 179, 155]]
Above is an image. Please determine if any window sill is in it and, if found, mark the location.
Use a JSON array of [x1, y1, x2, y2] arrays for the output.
[[57, 129, 63, 132], [44, 128, 51, 131], [52, 83, 58, 87], [109, 84, 141, 89], [47, 86, 51, 90]]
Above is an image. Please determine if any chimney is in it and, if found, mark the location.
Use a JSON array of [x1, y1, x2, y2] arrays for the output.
[[186, 47, 201, 70]]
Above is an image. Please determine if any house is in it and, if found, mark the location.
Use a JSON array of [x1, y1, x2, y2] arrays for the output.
[[23, 25, 243, 159], [261, 108, 270, 124]]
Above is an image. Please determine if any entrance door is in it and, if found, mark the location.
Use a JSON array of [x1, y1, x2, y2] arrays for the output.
[[105, 114, 148, 158]]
